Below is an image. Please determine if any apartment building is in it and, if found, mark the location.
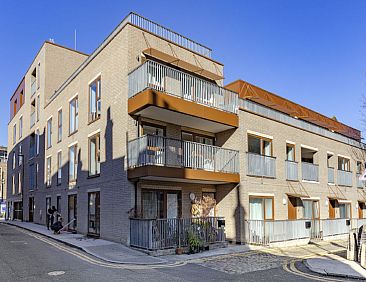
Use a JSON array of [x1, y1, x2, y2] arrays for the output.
[[7, 12, 366, 249], [0, 146, 7, 217]]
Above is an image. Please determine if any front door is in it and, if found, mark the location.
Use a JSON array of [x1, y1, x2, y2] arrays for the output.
[[329, 200, 337, 219], [288, 197, 298, 220], [88, 192, 100, 236], [68, 195, 77, 231], [359, 202, 364, 219], [304, 200, 320, 239], [29, 197, 34, 222]]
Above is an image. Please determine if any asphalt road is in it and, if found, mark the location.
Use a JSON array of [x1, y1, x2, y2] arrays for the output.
[[0, 223, 353, 281]]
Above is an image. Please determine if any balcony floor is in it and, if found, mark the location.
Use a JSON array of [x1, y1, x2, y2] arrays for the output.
[[128, 165, 240, 184], [128, 89, 238, 133]]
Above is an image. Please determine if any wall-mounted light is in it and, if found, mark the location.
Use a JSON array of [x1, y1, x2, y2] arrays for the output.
[[325, 199, 329, 206], [282, 195, 287, 205]]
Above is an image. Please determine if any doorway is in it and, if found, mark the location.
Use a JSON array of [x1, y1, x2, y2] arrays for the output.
[[29, 197, 34, 222], [88, 192, 100, 236], [68, 195, 77, 231]]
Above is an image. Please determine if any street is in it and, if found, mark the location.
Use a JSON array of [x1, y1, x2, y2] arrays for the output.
[[0, 223, 355, 281]]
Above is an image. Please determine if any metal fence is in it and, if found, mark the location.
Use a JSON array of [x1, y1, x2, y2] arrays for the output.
[[286, 161, 298, 181], [130, 217, 225, 250], [301, 162, 319, 182], [128, 134, 239, 174], [128, 60, 238, 114], [328, 167, 335, 184], [127, 13, 212, 57], [337, 170, 352, 187], [322, 218, 352, 237], [247, 152, 276, 178]]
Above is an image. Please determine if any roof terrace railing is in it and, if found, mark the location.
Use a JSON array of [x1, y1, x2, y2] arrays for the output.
[[127, 13, 212, 58]]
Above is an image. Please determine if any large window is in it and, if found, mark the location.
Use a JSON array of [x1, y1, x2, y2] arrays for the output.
[[29, 164, 36, 190], [12, 175, 15, 195], [89, 134, 100, 177], [69, 144, 78, 182], [181, 131, 214, 145], [69, 97, 78, 135], [286, 143, 295, 161], [339, 203, 351, 219], [338, 156, 350, 171], [141, 122, 165, 136], [249, 197, 273, 220], [46, 156, 52, 187], [36, 129, 40, 155], [47, 118, 52, 148], [57, 151, 62, 185], [18, 144, 22, 166], [141, 190, 181, 219], [13, 124, 16, 144], [58, 109, 62, 142], [19, 117, 23, 139], [248, 134, 272, 156], [18, 173, 22, 194], [89, 77, 101, 122]]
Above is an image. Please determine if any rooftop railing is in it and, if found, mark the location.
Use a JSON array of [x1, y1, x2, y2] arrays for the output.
[[128, 60, 238, 114], [127, 13, 212, 57]]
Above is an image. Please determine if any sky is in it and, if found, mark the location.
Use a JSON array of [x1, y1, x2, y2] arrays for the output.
[[1, 0, 366, 146]]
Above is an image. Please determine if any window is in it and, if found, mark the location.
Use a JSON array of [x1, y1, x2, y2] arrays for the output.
[[29, 164, 36, 190], [69, 144, 78, 182], [338, 157, 350, 171], [339, 203, 351, 219], [36, 129, 40, 155], [286, 144, 295, 161], [46, 156, 52, 187], [47, 118, 52, 148], [141, 190, 181, 219], [19, 117, 23, 139], [13, 124, 16, 144], [141, 122, 165, 136], [357, 161, 362, 174], [36, 95, 40, 122], [57, 196, 61, 213], [18, 173, 22, 194], [69, 97, 78, 135], [248, 134, 272, 156], [89, 77, 101, 122], [249, 197, 273, 220], [18, 144, 22, 166], [181, 131, 214, 145], [57, 151, 62, 185], [58, 109, 62, 142], [37, 63, 40, 89], [12, 175, 15, 195], [30, 133, 36, 158], [89, 134, 100, 176], [12, 152, 15, 170], [303, 200, 319, 220]]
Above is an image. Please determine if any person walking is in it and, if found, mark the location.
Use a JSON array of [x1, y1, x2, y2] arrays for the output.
[[50, 206, 56, 228]]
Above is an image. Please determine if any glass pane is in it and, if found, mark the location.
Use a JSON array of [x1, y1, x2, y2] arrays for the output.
[[69, 147, 75, 180], [167, 193, 178, 218], [142, 191, 157, 218], [287, 145, 295, 161], [249, 198, 264, 220], [90, 83, 97, 113], [263, 140, 271, 156], [313, 201, 319, 218], [248, 136, 261, 154], [303, 200, 313, 219], [339, 204, 346, 218], [142, 124, 164, 136], [265, 198, 273, 219], [90, 138, 96, 175]]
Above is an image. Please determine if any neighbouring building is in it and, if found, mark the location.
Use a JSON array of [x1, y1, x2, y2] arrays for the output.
[[7, 13, 366, 249]]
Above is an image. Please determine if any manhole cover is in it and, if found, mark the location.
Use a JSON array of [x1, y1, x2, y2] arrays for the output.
[[48, 271, 65, 276]]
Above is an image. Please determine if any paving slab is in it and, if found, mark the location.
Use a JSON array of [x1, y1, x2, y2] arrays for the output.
[[305, 254, 366, 279]]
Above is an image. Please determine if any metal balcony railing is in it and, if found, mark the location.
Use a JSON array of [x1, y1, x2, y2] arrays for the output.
[[31, 80, 36, 96], [301, 162, 319, 182], [246, 152, 276, 178], [328, 167, 335, 184], [128, 60, 238, 114], [337, 170, 352, 186], [357, 173, 364, 188], [128, 134, 239, 174], [285, 160, 298, 181], [127, 13, 212, 57]]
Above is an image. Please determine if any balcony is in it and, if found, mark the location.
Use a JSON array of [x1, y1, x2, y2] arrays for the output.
[[328, 167, 335, 184], [301, 162, 319, 182], [285, 160, 298, 181], [31, 80, 36, 97], [337, 170, 352, 187], [357, 173, 364, 188], [128, 60, 239, 133], [127, 134, 240, 183], [247, 152, 276, 178], [30, 111, 36, 128]]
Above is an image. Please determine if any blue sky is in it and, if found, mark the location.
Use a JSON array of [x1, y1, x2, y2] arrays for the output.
[[1, 1, 366, 146]]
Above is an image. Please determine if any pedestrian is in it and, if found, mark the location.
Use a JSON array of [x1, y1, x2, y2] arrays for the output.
[[50, 206, 56, 227], [47, 207, 53, 230], [51, 217, 63, 235]]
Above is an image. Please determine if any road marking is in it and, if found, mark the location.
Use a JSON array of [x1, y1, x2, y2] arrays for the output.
[[48, 271, 65, 276], [12, 226, 187, 270]]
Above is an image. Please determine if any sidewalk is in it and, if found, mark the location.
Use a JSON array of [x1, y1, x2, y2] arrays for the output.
[[305, 254, 366, 279], [5, 220, 167, 265]]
